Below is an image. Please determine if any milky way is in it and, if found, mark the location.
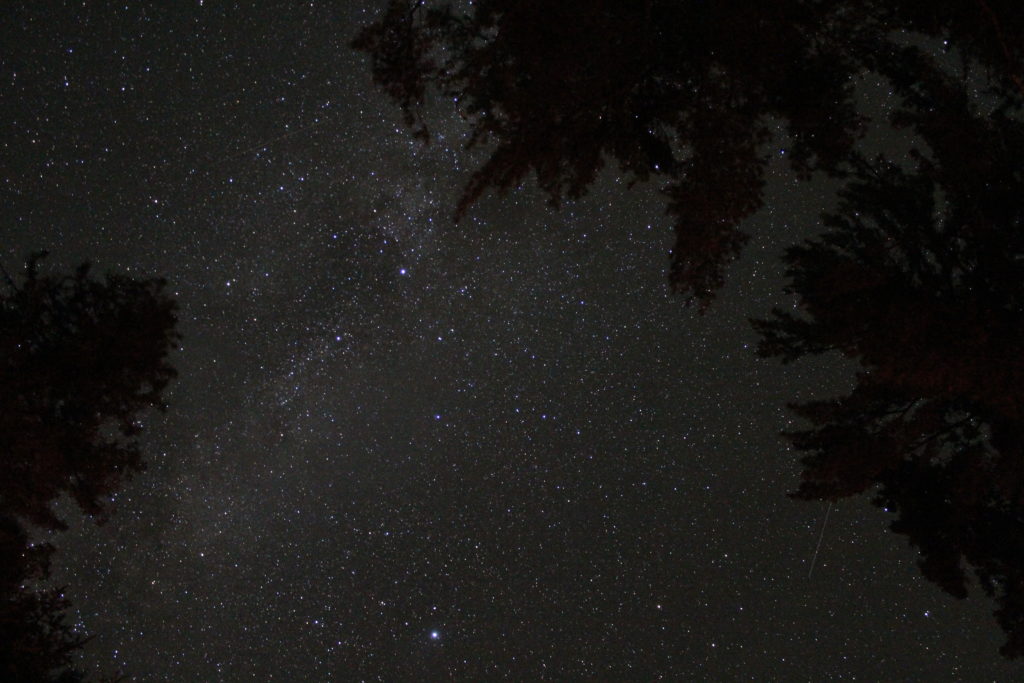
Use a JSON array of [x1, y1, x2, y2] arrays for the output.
[[3, 2, 1019, 679]]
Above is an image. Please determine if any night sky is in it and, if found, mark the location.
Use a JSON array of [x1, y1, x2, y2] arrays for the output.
[[3, 2, 1022, 680]]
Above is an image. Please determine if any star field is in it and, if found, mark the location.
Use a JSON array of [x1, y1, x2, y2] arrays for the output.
[[2, 2, 1022, 680]]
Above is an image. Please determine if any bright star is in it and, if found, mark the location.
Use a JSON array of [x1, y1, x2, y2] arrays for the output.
[[430, 630, 440, 640]]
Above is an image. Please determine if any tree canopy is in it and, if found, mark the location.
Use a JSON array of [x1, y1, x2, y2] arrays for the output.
[[353, 0, 869, 307], [753, 59, 1024, 656], [0, 253, 178, 681], [353, 0, 1023, 307]]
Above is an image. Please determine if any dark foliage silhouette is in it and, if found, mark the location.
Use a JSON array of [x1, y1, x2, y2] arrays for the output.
[[753, 54, 1024, 656], [353, 1, 1024, 309], [870, 0, 1024, 99], [0, 515, 84, 683], [0, 253, 179, 532], [353, 0, 866, 308], [1, 253, 178, 680]]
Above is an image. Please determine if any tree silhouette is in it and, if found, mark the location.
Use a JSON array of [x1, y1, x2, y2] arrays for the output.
[[1, 253, 179, 680], [753, 53, 1024, 657], [870, 0, 1024, 99], [353, 0, 866, 308], [0, 515, 85, 682], [0, 253, 179, 531], [354, 1, 1024, 307]]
